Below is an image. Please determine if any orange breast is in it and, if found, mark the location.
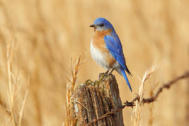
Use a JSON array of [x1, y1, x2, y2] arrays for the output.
[[92, 29, 116, 67]]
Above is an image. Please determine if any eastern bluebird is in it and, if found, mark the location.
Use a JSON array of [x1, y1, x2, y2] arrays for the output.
[[90, 17, 132, 91]]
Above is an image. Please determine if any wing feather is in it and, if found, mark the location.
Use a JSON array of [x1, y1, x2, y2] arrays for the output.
[[104, 35, 131, 74]]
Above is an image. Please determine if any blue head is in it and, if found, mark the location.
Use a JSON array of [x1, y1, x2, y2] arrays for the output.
[[90, 18, 115, 32]]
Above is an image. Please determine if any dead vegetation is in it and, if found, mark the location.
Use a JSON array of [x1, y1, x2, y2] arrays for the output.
[[65, 61, 189, 126], [0, 0, 189, 126]]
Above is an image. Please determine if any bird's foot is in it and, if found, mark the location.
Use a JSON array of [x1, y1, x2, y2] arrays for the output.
[[99, 68, 115, 81], [99, 70, 109, 78], [104, 69, 110, 75], [109, 68, 115, 74], [101, 68, 115, 76]]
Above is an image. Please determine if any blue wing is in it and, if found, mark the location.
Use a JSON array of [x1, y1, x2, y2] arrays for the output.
[[104, 35, 131, 74], [104, 34, 132, 91]]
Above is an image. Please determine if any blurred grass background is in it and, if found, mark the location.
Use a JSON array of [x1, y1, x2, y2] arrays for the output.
[[0, 0, 189, 126]]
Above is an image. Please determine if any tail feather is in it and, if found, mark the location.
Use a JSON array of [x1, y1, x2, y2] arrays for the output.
[[125, 64, 132, 75], [120, 68, 132, 92]]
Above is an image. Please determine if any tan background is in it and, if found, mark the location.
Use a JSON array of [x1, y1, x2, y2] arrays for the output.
[[0, 0, 189, 126]]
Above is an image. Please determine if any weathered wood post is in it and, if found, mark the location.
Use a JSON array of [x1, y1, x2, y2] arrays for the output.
[[65, 73, 124, 126]]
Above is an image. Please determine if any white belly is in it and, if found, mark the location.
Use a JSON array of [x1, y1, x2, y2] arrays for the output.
[[90, 41, 110, 69]]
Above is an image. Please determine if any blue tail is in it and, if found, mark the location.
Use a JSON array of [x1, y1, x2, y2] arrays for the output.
[[120, 68, 132, 92]]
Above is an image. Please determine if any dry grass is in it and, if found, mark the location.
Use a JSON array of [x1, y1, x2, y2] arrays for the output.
[[132, 66, 156, 126], [65, 57, 81, 126], [0, 0, 189, 126]]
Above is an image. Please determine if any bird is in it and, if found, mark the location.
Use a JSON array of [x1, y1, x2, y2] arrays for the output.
[[90, 17, 132, 91]]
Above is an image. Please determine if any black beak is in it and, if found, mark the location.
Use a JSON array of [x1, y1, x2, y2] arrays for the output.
[[90, 24, 95, 27]]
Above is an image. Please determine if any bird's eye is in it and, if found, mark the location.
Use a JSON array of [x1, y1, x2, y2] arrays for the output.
[[99, 23, 104, 27]]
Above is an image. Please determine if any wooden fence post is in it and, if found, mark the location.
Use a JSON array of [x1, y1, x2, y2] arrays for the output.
[[65, 73, 124, 126]]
